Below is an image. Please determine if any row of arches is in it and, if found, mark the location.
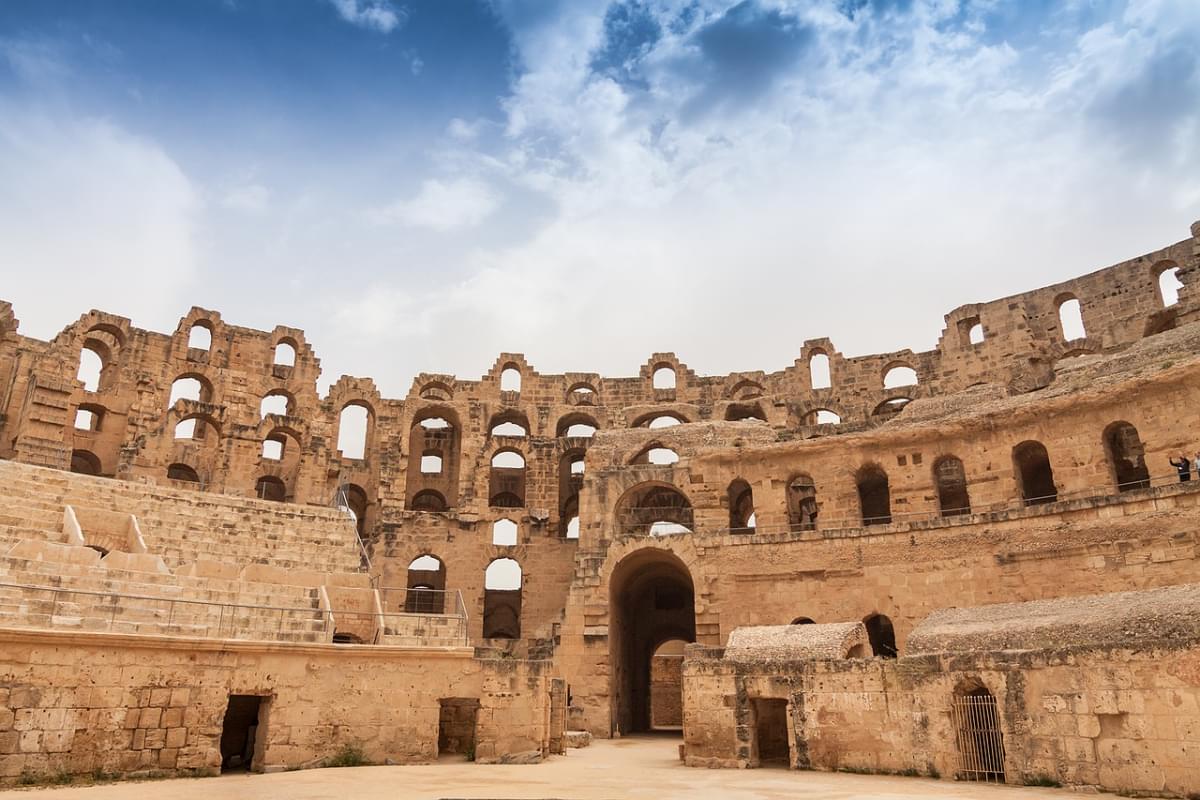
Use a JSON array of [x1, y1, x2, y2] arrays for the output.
[[184, 321, 298, 368], [609, 420, 1154, 537]]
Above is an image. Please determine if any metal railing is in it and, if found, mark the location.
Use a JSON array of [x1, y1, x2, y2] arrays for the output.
[[618, 469, 1198, 539], [332, 483, 372, 572], [375, 587, 469, 645], [951, 693, 1006, 782], [0, 581, 472, 646], [0, 582, 332, 642]]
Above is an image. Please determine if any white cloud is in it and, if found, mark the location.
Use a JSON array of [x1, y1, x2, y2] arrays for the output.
[[220, 182, 270, 213], [328, 0, 406, 34], [0, 103, 199, 338], [372, 178, 500, 232]]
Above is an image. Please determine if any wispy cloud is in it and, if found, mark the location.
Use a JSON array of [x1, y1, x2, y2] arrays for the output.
[[328, 0, 407, 33], [372, 178, 500, 231]]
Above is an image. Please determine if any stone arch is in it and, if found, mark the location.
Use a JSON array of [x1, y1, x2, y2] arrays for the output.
[[1103, 421, 1150, 492], [856, 463, 891, 525], [405, 554, 446, 613], [483, 558, 522, 639], [863, 613, 897, 658], [556, 412, 599, 438], [406, 406, 461, 511], [70, 449, 102, 476], [786, 473, 818, 531], [614, 481, 694, 537], [1013, 440, 1056, 505], [933, 455, 971, 516], [488, 448, 526, 508], [727, 478, 755, 533], [608, 547, 695, 735]]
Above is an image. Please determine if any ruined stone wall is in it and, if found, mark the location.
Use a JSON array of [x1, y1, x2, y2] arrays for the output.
[[0, 628, 557, 782], [681, 642, 1200, 796]]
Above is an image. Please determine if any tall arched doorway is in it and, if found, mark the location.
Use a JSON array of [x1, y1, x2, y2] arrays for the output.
[[609, 549, 695, 736]]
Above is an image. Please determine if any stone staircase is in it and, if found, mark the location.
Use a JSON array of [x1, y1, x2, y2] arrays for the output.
[[0, 459, 363, 573], [0, 551, 330, 643]]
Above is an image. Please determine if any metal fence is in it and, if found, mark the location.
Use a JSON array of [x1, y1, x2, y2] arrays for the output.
[[950, 692, 1006, 783]]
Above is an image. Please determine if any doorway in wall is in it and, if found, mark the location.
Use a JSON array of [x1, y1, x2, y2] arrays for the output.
[[752, 698, 790, 767], [220, 695, 265, 773]]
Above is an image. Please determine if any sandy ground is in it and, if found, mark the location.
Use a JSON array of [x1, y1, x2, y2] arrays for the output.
[[3, 734, 1069, 799]]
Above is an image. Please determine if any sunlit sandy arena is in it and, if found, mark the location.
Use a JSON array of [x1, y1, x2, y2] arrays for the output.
[[7, 735, 1070, 800]]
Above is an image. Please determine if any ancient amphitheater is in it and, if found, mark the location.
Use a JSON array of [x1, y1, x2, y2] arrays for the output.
[[0, 221, 1197, 797]]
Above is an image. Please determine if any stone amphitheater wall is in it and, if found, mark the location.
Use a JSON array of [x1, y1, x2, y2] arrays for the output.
[[0, 628, 558, 781], [681, 641, 1200, 796]]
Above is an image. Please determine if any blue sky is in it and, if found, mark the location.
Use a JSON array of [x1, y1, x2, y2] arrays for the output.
[[1, 0, 1197, 394]]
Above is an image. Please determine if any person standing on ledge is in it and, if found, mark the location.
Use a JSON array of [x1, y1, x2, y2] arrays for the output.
[[1169, 454, 1192, 482]]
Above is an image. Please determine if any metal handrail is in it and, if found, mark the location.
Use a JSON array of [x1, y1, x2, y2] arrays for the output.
[[332, 482, 373, 572]]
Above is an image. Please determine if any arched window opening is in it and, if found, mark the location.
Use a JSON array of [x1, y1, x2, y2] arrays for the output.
[[883, 365, 918, 389], [727, 479, 755, 533], [77, 347, 104, 393], [790, 617, 815, 625], [570, 458, 585, 475], [410, 490, 448, 512], [337, 404, 370, 459], [420, 452, 443, 474], [70, 450, 101, 476], [565, 423, 597, 438], [491, 450, 525, 469], [809, 352, 831, 390], [559, 451, 585, 538], [483, 558, 522, 639], [1158, 266, 1182, 307], [952, 684, 1006, 783], [873, 398, 912, 417], [335, 483, 369, 536], [261, 436, 284, 461], [500, 366, 521, 393], [565, 516, 580, 539], [492, 519, 518, 546], [856, 465, 891, 525], [652, 366, 676, 390], [647, 415, 682, 429], [1013, 441, 1056, 505], [489, 450, 526, 508], [934, 456, 971, 516], [167, 463, 200, 483], [725, 403, 766, 422], [863, 614, 897, 658], [1104, 422, 1150, 492], [786, 474, 819, 531], [259, 392, 290, 419], [405, 555, 445, 613], [255, 476, 286, 502], [187, 324, 211, 351], [1057, 296, 1086, 341], [407, 409, 461, 512], [273, 341, 296, 367], [419, 382, 453, 401], [647, 447, 679, 465], [168, 378, 208, 441], [616, 483, 693, 536], [969, 323, 985, 345], [491, 420, 528, 437], [806, 409, 841, 425], [568, 384, 596, 405]]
